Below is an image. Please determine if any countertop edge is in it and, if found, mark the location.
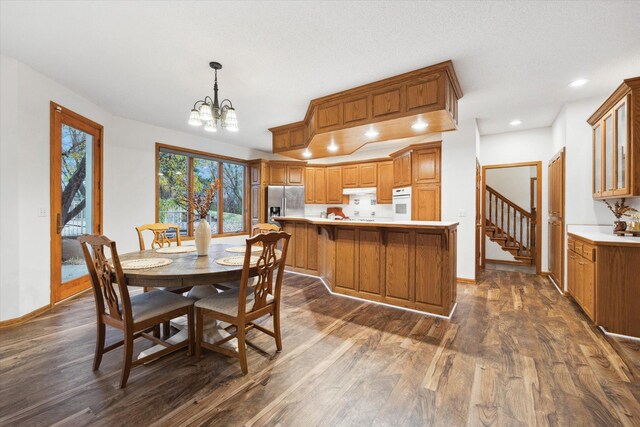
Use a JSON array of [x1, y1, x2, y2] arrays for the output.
[[273, 216, 459, 230], [567, 231, 640, 247]]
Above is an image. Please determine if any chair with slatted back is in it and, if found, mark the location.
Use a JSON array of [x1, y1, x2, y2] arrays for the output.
[[195, 231, 291, 374], [78, 234, 195, 388]]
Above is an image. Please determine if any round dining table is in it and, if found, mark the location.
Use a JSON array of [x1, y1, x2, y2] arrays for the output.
[[118, 243, 258, 288]]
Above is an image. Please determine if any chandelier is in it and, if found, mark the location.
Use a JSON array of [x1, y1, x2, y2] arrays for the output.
[[188, 61, 238, 132]]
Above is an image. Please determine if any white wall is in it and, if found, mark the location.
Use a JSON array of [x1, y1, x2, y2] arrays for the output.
[[485, 166, 536, 211], [0, 54, 272, 321], [552, 96, 640, 289], [479, 127, 553, 272], [441, 119, 478, 281]]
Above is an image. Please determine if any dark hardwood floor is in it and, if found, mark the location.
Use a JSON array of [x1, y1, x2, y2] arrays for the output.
[[1, 270, 639, 426]]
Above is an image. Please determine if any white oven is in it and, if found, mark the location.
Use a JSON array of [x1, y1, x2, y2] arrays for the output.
[[392, 187, 412, 221]]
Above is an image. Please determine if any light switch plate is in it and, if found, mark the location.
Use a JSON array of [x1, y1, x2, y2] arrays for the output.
[[38, 207, 48, 217], [458, 209, 467, 217]]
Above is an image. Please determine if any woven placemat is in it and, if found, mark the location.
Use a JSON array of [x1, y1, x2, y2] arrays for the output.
[[156, 246, 197, 254], [120, 258, 173, 270], [225, 245, 263, 253], [216, 256, 260, 266]]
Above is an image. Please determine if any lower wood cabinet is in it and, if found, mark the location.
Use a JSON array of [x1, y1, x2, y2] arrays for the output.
[[567, 233, 640, 338], [281, 221, 318, 272]]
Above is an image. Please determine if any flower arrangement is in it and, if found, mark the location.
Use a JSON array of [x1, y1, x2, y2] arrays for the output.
[[181, 179, 219, 220], [603, 198, 638, 220]]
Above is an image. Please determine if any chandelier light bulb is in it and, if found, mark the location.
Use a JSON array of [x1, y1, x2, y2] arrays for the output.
[[224, 108, 238, 132], [188, 109, 202, 126], [199, 103, 213, 121], [204, 120, 217, 132]]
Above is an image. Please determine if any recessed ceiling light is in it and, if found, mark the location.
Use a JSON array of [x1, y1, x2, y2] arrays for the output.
[[411, 121, 429, 131], [302, 149, 312, 158], [510, 120, 522, 126], [569, 78, 588, 88], [327, 141, 338, 152], [365, 128, 379, 138]]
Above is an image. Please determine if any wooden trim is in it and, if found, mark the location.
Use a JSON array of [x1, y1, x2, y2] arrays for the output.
[[50, 102, 103, 304], [388, 141, 442, 159], [306, 157, 391, 168], [0, 304, 52, 328], [566, 231, 640, 248], [156, 142, 249, 164], [587, 77, 639, 125], [456, 277, 476, 284], [481, 161, 543, 275], [485, 258, 528, 266]]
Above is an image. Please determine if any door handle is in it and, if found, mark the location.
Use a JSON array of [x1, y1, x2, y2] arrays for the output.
[[56, 213, 63, 234]]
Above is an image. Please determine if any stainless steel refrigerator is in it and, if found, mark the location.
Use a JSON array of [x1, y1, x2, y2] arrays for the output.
[[267, 186, 305, 224]]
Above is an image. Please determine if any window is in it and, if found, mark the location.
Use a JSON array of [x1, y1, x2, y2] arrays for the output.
[[156, 144, 246, 237]]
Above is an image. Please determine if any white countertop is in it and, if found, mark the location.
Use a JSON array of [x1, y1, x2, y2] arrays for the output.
[[273, 216, 459, 228], [567, 225, 640, 246]]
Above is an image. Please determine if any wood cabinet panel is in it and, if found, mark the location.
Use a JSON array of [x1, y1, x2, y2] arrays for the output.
[[273, 131, 289, 151], [283, 222, 295, 267], [250, 185, 260, 225], [307, 225, 318, 271], [342, 165, 358, 188], [406, 78, 439, 112], [372, 86, 402, 118], [582, 259, 595, 320], [317, 103, 341, 130], [335, 228, 357, 290], [287, 165, 304, 186], [415, 232, 443, 307], [314, 167, 326, 203], [269, 163, 287, 185], [358, 230, 382, 295], [377, 161, 393, 204], [393, 153, 412, 187], [358, 163, 377, 187], [289, 126, 306, 149], [413, 148, 440, 184], [250, 162, 261, 185], [413, 184, 440, 221], [326, 167, 343, 203], [385, 231, 411, 301], [343, 96, 368, 124], [305, 168, 315, 204], [294, 223, 307, 269]]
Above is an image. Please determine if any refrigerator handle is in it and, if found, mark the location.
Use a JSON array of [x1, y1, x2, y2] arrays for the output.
[[283, 197, 287, 216]]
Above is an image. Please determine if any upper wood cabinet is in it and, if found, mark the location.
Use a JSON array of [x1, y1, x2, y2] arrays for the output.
[[377, 161, 394, 204], [326, 167, 343, 204], [249, 159, 268, 226], [249, 159, 268, 186], [269, 162, 305, 186], [413, 148, 440, 184], [342, 163, 377, 188], [269, 61, 463, 159], [393, 153, 412, 187], [305, 167, 326, 204], [588, 77, 640, 199], [342, 165, 359, 188]]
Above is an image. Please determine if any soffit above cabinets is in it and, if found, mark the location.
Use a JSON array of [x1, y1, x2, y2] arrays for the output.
[[268, 60, 463, 160]]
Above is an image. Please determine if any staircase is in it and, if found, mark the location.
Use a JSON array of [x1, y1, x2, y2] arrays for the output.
[[485, 185, 536, 265]]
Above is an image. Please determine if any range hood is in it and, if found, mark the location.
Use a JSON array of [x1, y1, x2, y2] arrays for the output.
[[342, 187, 376, 196]]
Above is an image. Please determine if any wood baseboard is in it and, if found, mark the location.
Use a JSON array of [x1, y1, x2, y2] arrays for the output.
[[0, 304, 51, 328], [456, 277, 476, 284]]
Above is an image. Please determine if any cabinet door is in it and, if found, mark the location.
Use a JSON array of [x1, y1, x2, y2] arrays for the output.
[[342, 165, 358, 188], [250, 185, 260, 226], [614, 96, 629, 194], [377, 161, 394, 204], [413, 184, 441, 221], [273, 131, 290, 151], [567, 251, 577, 296], [326, 167, 343, 203], [269, 163, 287, 185], [307, 225, 318, 271], [294, 222, 307, 268], [283, 222, 295, 267], [287, 165, 304, 185], [314, 168, 326, 203], [593, 123, 602, 196], [414, 148, 440, 184], [358, 163, 377, 186], [305, 168, 315, 204], [582, 259, 595, 320], [250, 162, 261, 185], [393, 153, 412, 187], [289, 127, 306, 149]]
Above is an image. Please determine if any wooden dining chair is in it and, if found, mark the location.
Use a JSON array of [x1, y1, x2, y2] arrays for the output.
[[195, 231, 291, 374], [135, 223, 182, 251], [251, 223, 281, 237], [78, 234, 195, 388]]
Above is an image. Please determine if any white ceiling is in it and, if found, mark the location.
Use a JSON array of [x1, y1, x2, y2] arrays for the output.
[[2, 1, 639, 152]]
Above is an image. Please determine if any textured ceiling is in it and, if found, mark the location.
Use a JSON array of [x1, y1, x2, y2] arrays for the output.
[[1, 1, 639, 151]]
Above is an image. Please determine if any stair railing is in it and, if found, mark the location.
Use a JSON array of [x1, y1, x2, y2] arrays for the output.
[[485, 185, 535, 258]]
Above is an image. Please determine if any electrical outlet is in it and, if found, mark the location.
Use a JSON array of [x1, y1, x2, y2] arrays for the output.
[[38, 207, 48, 217], [458, 209, 467, 218]]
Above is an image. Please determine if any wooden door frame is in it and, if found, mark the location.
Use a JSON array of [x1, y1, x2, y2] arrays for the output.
[[50, 102, 103, 303], [548, 148, 566, 289], [480, 161, 543, 275]]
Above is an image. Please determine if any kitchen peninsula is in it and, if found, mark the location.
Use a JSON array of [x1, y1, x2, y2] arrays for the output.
[[274, 216, 458, 317]]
